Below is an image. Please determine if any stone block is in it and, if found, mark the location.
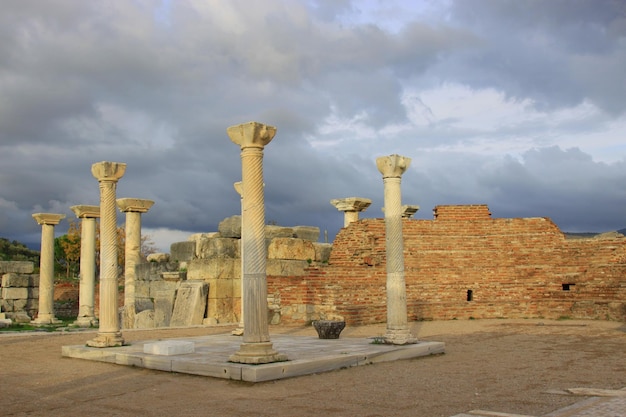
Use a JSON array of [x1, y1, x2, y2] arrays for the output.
[[0, 261, 34, 274], [265, 225, 294, 239], [266, 259, 309, 276], [212, 278, 234, 299], [170, 281, 208, 327], [28, 287, 39, 299], [2, 287, 28, 300], [187, 257, 237, 280], [197, 237, 239, 259], [143, 340, 194, 355], [267, 238, 316, 261], [135, 298, 154, 312], [292, 226, 320, 242], [154, 291, 175, 328], [314, 243, 332, 262], [218, 215, 241, 238], [134, 309, 155, 329], [2, 273, 30, 288], [146, 252, 170, 263], [149, 280, 179, 298], [29, 275, 40, 287], [170, 241, 196, 262], [135, 281, 151, 298]]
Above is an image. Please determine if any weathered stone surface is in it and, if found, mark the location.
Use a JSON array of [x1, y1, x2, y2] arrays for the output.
[[292, 226, 320, 242], [267, 238, 316, 261], [2, 273, 30, 288], [146, 253, 170, 263], [313, 243, 332, 262], [187, 257, 238, 280], [170, 242, 196, 262], [149, 280, 179, 298], [134, 309, 155, 329], [217, 215, 241, 238], [170, 281, 208, 327], [266, 259, 309, 276], [2, 287, 28, 300], [154, 290, 176, 328], [265, 225, 294, 239], [197, 237, 239, 259], [0, 261, 34, 274], [144, 340, 194, 355]]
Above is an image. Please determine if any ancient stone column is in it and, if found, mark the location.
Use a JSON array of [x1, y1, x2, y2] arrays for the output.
[[232, 181, 244, 336], [117, 198, 154, 329], [376, 155, 417, 345], [401, 205, 420, 219], [227, 121, 287, 364], [330, 197, 372, 227], [70, 205, 100, 328], [31, 213, 65, 325], [87, 161, 126, 348]]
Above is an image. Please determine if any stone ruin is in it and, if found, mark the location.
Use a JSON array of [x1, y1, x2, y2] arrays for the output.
[[128, 215, 330, 329], [0, 261, 38, 325]]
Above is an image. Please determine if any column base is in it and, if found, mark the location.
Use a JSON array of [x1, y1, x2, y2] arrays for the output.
[[86, 332, 125, 348], [229, 342, 288, 364], [384, 328, 418, 345], [31, 315, 62, 326], [231, 326, 244, 336], [73, 316, 99, 328]]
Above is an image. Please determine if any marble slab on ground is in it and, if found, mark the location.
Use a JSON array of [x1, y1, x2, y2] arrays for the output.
[[62, 333, 445, 382]]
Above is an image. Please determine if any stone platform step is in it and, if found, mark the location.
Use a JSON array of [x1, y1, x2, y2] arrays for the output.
[[62, 333, 444, 382]]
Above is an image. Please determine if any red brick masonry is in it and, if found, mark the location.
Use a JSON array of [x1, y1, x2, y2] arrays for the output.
[[270, 204, 626, 325]]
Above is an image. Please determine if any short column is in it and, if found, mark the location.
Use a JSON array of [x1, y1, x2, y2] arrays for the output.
[[70, 205, 100, 328], [376, 155, 417, 345], [31, 213, 66, 325], [87, 161, 126, 348], [117, 198, 154, 329], [227, 121, 287, 364], [330, 197, 372, 227]]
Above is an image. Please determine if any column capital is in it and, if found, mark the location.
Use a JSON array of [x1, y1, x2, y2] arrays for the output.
[[91, 161, 126, 182], [376, 154, 411, 178], [234, 181, 243, 196], [227, 121, 276, 149], [401, 205, 420, 218], [32, 213, 66, 226], [70, 205, 100, 219], [116, 198, 154, 213], [330, 197, 372, 213]]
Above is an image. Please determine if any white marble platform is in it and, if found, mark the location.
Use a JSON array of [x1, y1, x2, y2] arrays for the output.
[[62, 333, 445, 382]]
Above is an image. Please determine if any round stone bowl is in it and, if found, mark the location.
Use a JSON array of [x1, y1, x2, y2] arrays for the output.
[[312, 320, 346, 339]]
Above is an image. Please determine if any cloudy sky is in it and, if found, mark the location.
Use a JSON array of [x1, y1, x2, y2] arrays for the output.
[[1, 0, 626, 252]]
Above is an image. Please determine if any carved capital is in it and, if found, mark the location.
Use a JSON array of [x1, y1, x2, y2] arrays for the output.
[[32, 213, 66, 226], [70, 205, 100, 219], [116, 198, 154, 213], [227, 121, 276, 149], [330, 197, 372, 213], [91, 161, 126, 182], [376, 154, 411, 178]]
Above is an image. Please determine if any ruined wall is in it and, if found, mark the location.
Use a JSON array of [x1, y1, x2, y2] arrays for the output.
[[0, 261, 38, 322], [271, 205, 626, 325]]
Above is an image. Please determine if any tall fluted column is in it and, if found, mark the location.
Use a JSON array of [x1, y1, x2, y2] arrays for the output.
[[117, 198, 154, 329], [31, 213, 65, 325], [376, 155, 417, 345], [232, 181, 244, 336], [70, 205, 100, 328], [330, 197, 372, 227], [87, 161, 126, 348], [227, 121, 287, 364]]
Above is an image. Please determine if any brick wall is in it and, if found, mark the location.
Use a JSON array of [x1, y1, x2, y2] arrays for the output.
[[270, 205, 626, 324]]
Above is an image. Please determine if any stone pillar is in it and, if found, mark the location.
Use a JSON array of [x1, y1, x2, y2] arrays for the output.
[[31, 213, 65, 325], [401, 205, 420, 218], [227, 121, 287, 364], [330, 197, 372, 227], [70, 205, 100, 328], [117, 198, 154, 329], [376, 154, 417, 345], [232, 181, 244, 336], [87, 161, 126, 348]]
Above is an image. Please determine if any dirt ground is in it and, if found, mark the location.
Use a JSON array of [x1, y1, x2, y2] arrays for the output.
[[2, 319, 625, 417]]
